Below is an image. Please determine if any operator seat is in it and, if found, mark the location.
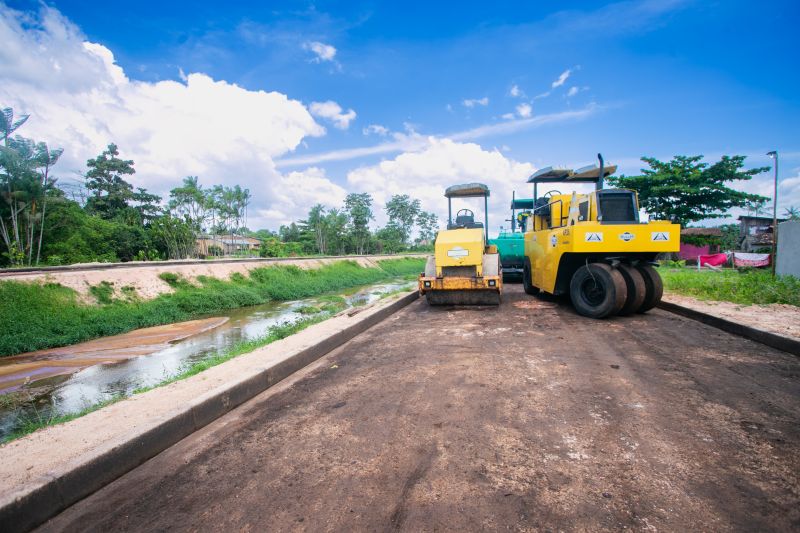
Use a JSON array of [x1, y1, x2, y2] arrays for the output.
[[448, 211, 484, 230]]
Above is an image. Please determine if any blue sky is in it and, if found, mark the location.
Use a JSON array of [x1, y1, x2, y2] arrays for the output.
[[2, 0, 799, 231]]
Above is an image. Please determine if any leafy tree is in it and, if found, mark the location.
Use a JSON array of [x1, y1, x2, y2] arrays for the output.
[[385, 194, 421, 245], [344, 192, 374, 254], [40, 197, 121, 264], [415, 211, 439, 245], [169, 176, 207, 232], [324, 207, 349, 255], [279, 222, 303, 242], [718, 223, 742, 251], [746, 199, 770, 217], [375, 224, 405, 254], [132, 187, 163, 226], [302, 204, 329, 254], [84, 144, 137, 220], [607, 155, 769, 226], [150, 215, 196, 259], [0, 108, 63, 265], [783, 206, 799, 221]]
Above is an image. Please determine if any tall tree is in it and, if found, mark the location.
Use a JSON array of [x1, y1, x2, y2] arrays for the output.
[[0, 107, 28, 146], [385, 194, 421, 245], [169, 176, 207, 232], [415, 211, 439, 245], [84, 144, 136, 220], [607, 155, 769, 226], [33, 142, 63, 264], [0, 108, 63, 265], [324, 207, 349, 255], [344, 192, 374, 254], [302, 204, 328, 254]]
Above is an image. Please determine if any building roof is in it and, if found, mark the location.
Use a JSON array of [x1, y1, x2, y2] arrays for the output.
[[681, 227, 722, 237], [737, 215, 787, 223]]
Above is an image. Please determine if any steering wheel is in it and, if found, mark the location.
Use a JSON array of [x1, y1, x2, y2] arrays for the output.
[[542, 190, 562, 198], [456, 208, 474, 218]]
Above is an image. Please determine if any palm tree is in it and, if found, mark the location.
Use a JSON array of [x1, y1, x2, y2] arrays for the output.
[[783, 206, 800, 221]]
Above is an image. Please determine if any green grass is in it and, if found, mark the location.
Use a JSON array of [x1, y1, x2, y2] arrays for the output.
[[0, 258, 424, 357], [132, 315, 327, 394], [2, 394, 126, 444], [1, 284, 412, 443], [660, 268, 800, 306]]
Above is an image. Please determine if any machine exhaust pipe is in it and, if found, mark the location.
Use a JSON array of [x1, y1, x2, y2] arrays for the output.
[[597, 153, 604, 191]]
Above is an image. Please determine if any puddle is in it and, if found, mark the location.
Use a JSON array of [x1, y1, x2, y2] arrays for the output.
[[0, 279, 414, 440]]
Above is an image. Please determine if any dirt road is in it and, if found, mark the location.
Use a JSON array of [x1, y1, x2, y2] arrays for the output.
[[39, 285, 800, 532]]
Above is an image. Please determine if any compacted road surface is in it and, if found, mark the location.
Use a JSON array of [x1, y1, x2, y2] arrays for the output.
[[40, 285, 800, 532]]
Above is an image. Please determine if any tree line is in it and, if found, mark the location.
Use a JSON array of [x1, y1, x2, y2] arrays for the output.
[[264, 193, 438, 258], [0, 106, 438, 266]]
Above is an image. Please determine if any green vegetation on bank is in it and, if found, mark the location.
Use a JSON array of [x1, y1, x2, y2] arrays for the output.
[[2, 394, 126, 444], [3, 311, 339, 443], [660, 268, 800, 306], [0, 257, 424, 357]]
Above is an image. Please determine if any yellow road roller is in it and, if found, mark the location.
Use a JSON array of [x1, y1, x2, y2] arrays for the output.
[[419, 183, 502, 305], [522, 154, 680, 318]]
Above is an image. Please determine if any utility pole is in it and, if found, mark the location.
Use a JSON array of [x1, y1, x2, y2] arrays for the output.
[[767, 151, 778, 276]]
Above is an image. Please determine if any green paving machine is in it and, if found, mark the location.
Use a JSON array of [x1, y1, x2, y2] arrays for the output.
[[490, 191, 533, 280]]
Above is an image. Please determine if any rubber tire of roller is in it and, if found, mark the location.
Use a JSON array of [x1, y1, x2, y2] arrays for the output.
[[635, 263, 664, 313], [615, 263, 646, 316], [522, 257, 540, 295], [569, 263, 627, 319]]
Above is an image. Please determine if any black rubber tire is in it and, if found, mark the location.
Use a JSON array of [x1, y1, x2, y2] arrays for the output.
[[615, 263, 646, 316], [522, 257, 540, 295], [636, 263, 664, 313], [569, 263, 627, 319]]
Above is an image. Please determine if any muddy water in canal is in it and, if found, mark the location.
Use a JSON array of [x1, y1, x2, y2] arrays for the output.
[[0, 279, 413, 440]]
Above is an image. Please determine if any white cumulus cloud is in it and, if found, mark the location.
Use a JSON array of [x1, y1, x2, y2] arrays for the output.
[[309, 100, 357, 130], [302, 41, 337, 62], [346, 138, 535, 229], [0, 5, 349, 230], [552, 68, 573, 88], [516, 103, 532, 118], [463, 97, 489, 108], [362, 124, 389, 136], [509, 84, 524, 98]]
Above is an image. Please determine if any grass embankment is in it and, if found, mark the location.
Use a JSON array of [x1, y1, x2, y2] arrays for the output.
[[660, 268, 800, 306], [0, 258, 424, 357]]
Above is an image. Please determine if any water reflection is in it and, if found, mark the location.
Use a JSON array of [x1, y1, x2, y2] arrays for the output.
[[0, 279, 413, 440]]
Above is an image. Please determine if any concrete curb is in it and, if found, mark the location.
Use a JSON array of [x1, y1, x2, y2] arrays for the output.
[[0, 291, 420, 532], [658, 301, 800, 357]]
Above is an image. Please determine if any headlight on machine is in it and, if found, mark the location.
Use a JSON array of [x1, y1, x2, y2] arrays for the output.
[[488, 279, 496, 287], [424, 281, 432, 288]]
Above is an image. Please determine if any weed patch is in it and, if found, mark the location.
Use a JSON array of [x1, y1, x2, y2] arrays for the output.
[[660, 268, 800, 306]]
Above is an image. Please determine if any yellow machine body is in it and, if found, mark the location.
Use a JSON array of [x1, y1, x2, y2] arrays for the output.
[[524, 191, 680, 294], [433, 228, 486, 276], [418, 181, 503, 306], [419, 228, 502, 303]]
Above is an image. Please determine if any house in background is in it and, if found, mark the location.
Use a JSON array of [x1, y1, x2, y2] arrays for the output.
[[196, 235, 262, 256], [738, 215, 786, 252], [679, 227, 722, 260]]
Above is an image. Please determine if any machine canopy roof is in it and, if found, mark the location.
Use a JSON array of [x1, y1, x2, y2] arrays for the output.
[[444, 183, 490, 198], [510, 198, 534, 209], [527, 164, 618, 183]]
